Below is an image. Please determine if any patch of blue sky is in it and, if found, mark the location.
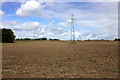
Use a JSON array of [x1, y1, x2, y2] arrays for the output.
[[2, 2, 21, 22], [1, 2, 63, 25], [17, 16, 51, 24], [2, 2, 21, 15], [67, 2, 94, 10], [2, 14, 50, 25]]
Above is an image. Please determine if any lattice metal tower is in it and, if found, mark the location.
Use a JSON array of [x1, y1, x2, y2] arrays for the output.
[[70, 14, 75, 41]]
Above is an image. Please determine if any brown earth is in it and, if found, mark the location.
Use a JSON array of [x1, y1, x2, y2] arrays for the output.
[[2, 41, 118, 78]]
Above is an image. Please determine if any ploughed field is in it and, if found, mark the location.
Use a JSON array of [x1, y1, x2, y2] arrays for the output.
[[2, 41, 118, 78]]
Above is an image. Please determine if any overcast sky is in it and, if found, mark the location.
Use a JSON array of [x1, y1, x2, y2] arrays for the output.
[[0, 0, 118, 40]]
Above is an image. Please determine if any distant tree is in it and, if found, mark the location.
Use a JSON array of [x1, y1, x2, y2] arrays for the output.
[[0, 28, 15, 43], [41, 38, 47, 40], [77, 39, 80, 41], [49, 38, 59, 41], [114, 38, 120, 41], [49, 38, 53, 40], [20, 38, 23, 40], [16, 38, 20, 40], [87, 39, 90, 41], [34, 38, 41, 40], [54, 39, 59, 41], [24, 38, 31, 40]]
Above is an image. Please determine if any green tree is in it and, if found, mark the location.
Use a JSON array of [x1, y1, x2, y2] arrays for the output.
[[0, 28, 15, 43]]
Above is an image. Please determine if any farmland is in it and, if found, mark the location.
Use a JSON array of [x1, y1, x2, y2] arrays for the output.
[[2, 41, 118, 78]]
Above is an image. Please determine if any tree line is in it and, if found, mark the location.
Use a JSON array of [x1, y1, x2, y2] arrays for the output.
[[114, 38, 120, 41], [0, 28, 60, 43], [0, 28, 120, 43], [16, 38, 60, 41]]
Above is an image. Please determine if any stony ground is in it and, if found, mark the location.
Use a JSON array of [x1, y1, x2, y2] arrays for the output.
[[2, 41, 118, 78]]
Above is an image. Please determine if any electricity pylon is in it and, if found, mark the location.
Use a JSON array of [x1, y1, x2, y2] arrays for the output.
[[70, 14, 75, 43]]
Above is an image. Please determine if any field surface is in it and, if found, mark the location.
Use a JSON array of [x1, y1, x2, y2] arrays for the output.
[[2, 41, 118, 78]]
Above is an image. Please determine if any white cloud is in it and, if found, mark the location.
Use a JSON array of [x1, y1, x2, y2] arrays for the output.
[[58, 22, 68, 28], [0, 10, 4, 16], [1, 20, 68, 39], [1, 20, 118, 40], [76, 18, 118, 34], [1, 0, 119, 2], [60, 32, 67, 36], [1, 21, 41, 31], [5, 2, 119, 40], [16, 0, 45, 17]]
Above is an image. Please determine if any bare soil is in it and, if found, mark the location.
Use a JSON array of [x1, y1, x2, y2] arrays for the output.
[[2, 41, 118, 78]]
